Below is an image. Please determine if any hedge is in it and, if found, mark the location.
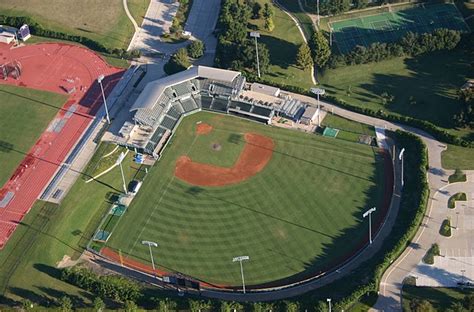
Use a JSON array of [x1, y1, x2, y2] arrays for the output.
[[0, 15, 140, 59]]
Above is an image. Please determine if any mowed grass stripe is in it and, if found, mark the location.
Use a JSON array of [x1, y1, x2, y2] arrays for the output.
[[107, 112, 383, 285]]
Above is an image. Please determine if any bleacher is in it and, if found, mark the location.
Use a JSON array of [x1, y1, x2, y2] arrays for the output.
[[167, 106, 181, 119], [252, 105, 273, 117], [211, 97, 230, 112], [200, 95, 213, 109], [173, 101, 185, 114], [180, 97, 199, 113], [160, 115, 178, 131], [229, 101, 252, 112]]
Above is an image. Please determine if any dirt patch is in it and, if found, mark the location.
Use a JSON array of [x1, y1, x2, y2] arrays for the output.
[[175, 133, 274, 187], [196, 122, 213, 135]]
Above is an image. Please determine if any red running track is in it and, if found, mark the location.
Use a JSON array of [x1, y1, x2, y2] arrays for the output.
[[0, 42, 124, 248]]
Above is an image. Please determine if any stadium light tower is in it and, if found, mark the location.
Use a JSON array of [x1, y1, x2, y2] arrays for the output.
[[97, 74, 111, 124], [116, 152, 128, 194], [250, 32, 261, 78], [399, 148, 405, 187], [326, 298, 332, 312], [363, 207, 377, 245], [233, 256, 250, 294], [142, 240, 158, 277], [310, 88, 325, 127], [317, 0, 321, 27]]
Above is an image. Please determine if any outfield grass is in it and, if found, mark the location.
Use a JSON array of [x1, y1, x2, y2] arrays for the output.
[[320, 49, 474, 141], [0, 85, 66, 187], [0, 152, 141, 304], [442, 144, 474, 170], [106, 111, 385, 286], [402, 285, 474, 311], [0, 0, 149, 50], [249, 0, 314, 90]]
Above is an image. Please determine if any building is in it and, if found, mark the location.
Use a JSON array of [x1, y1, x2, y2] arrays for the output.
[[300, 106, 320, 125], [0, 26, 16, 44], [117, 66, 312, 157]]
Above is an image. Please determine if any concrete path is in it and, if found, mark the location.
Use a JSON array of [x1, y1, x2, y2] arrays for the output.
[[275, 0, 317, 85], [184, 0, 220, 66]]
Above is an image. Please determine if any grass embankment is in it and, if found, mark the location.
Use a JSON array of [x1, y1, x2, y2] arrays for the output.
[[402, 285, 474, 311], [0, 0, 149, 51], [448, 193, 467, 209], [276, 0, 314, 40], [127, 0, 151, 27], [319, 49, 473, 141], [0, 152, 141, 305], [106, 111, 384, 286], [0, 85, 66, 187], [442, 145, 474, 170], [249, 0, 314, 90]]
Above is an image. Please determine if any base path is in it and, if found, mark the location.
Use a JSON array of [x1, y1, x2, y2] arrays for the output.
[[175, 133, 274, 187], [0, 42, 123, 248]]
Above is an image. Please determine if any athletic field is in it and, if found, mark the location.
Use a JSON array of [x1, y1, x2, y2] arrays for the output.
[[104, 112, 386, 286], [330, 3, 469, 53], [0, 85, 65, 187]]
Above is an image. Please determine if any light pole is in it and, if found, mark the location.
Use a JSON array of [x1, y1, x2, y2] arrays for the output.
[[97, 74, 111, 124], [311, 88, 325, 127], [116, 152, 128, 194], [326, 298, 332, 312], [142, 240, 158, 277], [250, 32, 261, 78], [456, 211, 460, 229], [363, 207, 377, 245], [399, 148, 405, 187], [461, 269, 466, 286], [233, 256, 250, 294], [317, 0, 320, 27]]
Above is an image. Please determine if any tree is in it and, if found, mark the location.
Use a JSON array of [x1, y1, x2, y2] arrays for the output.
[[164, 48, 191, 75], [296, 43, 313, 70], [463, 294, 474, 311], [124, 300, 138, 312], [220, 301, 243, 312], [354, 0, 368, 9], [157, 298, 177, 312], [409, 299, 435, 312], [320, 0, 350, 15], [187, 40, 205, 58], [263, 3, 274, 18], [93, 297, 105, 312], [237, 41, 270, 75], [189, 299, 212, 312], [447, 301, 467, 312], [251, 1, 262, 19], [264, 17, 274, 32], [314, 301, 328, 312], [21, 299, 34, 311], [59, 296, 73, 312], [310, 31, 331, 67], [284, 301, 299, 312]]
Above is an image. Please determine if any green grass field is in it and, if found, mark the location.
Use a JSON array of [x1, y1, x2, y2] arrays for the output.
[[0, 85, 66, 187], [320, 49, 473, 141], [105, 112, 385, 286], [0, 151, 141, 304], [0, 0, 150, 50], [402, 285, 474, 311], [249, 0, 314, 90], [442, 144, 474, 170]]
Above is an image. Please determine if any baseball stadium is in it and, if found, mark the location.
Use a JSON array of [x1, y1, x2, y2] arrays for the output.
[[89, 66, 394, 289]]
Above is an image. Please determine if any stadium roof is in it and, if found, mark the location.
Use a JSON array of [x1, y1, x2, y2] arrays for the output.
[[130, 66, 241, 112]]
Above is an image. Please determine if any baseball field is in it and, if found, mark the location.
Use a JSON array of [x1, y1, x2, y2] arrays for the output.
[[104, 111, 387, 286], [0, 84, 66, 187]]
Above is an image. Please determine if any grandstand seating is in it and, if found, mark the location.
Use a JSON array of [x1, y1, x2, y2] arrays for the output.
[[160, 115, 178, 131], [200, 95, 213, 109], [211, 98, 230, 112], [167, 106, 181, 119]]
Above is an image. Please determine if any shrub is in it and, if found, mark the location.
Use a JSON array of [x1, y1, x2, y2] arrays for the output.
[[440, 218, 452, 237], [187, 40, 205, 59], [448, 168, 467, 183], [448, 192, 467, 209], [422, 243, 440, 265], [164, 48, 191, 75]]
